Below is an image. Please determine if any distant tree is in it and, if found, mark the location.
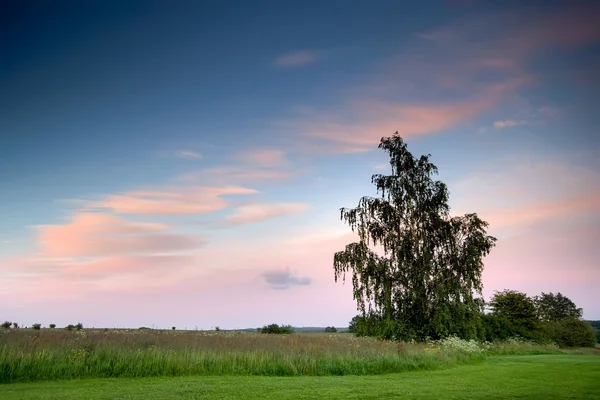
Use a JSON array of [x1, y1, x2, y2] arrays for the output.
[[324, 326, 337, 333], [172, 326, 176, 330], [488, 290, 538, 338], [534, 292, 583, 322], [333, 133, 496, 340], [49, 324, 56, 329], [1, 321, 11, 329], [75, 322, 83, 331], [215, 326, 221, 331], [12, 322, 19, 329], [32, 323, 42, 330], [259, 324, 293, 334], [66, 324, 74, 331]]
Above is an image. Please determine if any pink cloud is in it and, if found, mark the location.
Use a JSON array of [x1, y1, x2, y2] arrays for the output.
[[234, 148, 288, 167], [96, 186, 258, 215], [479, 192, 600, 230], [493, 119, 528, 129], [274, 50, 318, 68], [294, 78, 527, 151], [225, 202, 308, 226], [279, 5, 599, 154], [37, 212, 204, 258], [179, 167, 295, 183]]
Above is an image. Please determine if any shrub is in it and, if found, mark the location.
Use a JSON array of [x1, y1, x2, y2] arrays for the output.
[[12, 322, 19, 329], [552, 318, 596, 348], [49, 324, 56, 329], [324, 326, 337, 333], [32, 323, 42, 330], [65, 324, 74, 331], [172, 326, 176, 330], [1, 321, 11, 329], [258, 324, 293, 334], [75, 322, 83, 331], [481, 314, 514, 341]]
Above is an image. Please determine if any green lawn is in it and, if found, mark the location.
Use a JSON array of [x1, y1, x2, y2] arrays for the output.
[[2, 355, 599, 399]]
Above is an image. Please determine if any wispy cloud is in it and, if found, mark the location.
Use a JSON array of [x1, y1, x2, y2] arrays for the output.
[[261, 267, 312, 290], [493, 119, 528, 129], [179, 167, 295, 184], [274, 5, 599, 154], [93, 186, 258, 215], [225, 202, 308, 226], [36, 212, 204, 258], [451, 158, 600, 231], [234, 148, 287, 168], [274, 50, 319, 68], [177, 150, 202, 159]]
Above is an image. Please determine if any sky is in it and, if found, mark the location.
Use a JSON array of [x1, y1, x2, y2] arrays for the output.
[[1, 0, 599, 329]]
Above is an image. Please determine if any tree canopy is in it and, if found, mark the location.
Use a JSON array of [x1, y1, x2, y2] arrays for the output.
[[533, 292, 583, 322], [333, 133, 496, 340]]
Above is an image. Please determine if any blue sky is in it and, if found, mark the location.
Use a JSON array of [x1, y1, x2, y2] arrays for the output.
[[1, 0, 599, 329]]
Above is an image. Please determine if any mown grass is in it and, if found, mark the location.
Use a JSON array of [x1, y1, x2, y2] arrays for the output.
[[0, 328, 594, 383], [2, 355, 599, 399]]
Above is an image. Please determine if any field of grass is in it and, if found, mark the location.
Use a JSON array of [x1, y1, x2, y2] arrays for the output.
[[1, 329, 496, 382], [2, 355, 599, 399]]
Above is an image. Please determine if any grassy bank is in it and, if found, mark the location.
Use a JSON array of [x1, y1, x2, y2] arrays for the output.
[[2, 355, 599, 399]]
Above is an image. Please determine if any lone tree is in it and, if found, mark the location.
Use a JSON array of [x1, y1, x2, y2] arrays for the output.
[[333, 133, 496, 340]]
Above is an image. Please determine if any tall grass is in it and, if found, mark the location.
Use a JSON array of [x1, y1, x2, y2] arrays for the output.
[[0, 329, 485, 383]]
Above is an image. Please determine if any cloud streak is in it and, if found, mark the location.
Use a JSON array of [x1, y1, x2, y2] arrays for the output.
[[225, 202, 308, 226], [94, 186, 258, 215], [37, 212, 205, 258], [274, 50, 318, 68]]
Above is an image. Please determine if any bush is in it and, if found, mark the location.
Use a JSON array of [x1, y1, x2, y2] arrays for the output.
[[65, 324, 74, 331], [480, 314, 514, 341], [49, 324, 56, 329], [12, 322, 19, 329], [552, 318, 596, 348], [258, 324, 293, 334], [1, 321, 11, 329], [172, 326, 176, 330], [324, 326, 337, 333], [32, 323, 42, 330], [75, 322, 83, 331]]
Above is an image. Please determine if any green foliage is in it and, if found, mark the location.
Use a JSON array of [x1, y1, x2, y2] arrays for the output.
[[324, 326, 337, 333], [544, 318, 597, 348], [480, 313, 515, 341], [12, 322, 19, 329], [172, 327, 176, 330], [534, 292, 582, 322], [75, 322, 83, 331], [1, 321, 11, 329], [65, 324, 74, 331], [32, 323, 42, 330], [488, 290, 539, 339], [258, 324, 294, 334], [49, 324, 56, 329], [334, 133, 496, 341]]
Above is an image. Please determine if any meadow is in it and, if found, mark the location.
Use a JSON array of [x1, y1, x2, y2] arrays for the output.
[[1, 328, 599, 399], [0, 327, 586, 383]]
